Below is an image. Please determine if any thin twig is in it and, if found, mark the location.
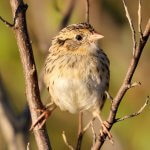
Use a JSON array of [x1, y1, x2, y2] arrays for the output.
[[0, 3, 25, 29], [78, 112, 83, 134], [0, 16, 14, 27], [62, 131, 74, 150], [59, 0, 76, 30], [53, 0, 62, 13], [75, 112, 83, 150], [85, 0, 90, 23], [115, 96, 149, 122], [138, 0, 143, 38], [122, 0, 137, 55], [130, 81, 141, 87], [127, 81, 141, 89]]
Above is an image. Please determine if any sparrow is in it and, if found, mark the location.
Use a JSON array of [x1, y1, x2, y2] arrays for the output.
[[31, 23, 111, 138]]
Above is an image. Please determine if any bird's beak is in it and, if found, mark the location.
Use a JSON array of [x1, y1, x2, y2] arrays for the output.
[[90, 32, 104, 41]]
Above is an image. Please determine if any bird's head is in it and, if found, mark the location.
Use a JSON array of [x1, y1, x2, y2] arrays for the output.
[[51, 23, 104, 54]]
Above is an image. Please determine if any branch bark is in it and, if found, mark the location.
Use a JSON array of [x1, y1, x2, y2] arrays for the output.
[[75, 112, 83, 150], [59, 0, 76, 30], [9, 0, 51, 149], [92, 17, 150, 150]]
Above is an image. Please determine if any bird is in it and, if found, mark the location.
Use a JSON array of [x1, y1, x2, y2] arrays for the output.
[[31, 22, 111, 137]]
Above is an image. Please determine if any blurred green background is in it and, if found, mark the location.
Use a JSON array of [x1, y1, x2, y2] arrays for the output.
[[0, 0, 150, 150]]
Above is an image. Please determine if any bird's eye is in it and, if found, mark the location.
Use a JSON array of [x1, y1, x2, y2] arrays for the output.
[[76, 35, 83, 41]]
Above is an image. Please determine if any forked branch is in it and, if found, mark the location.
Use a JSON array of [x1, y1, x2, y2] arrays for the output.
[[92, 1, 150, 149], [115, 96, 149, 123], [138, 0, 143, 37], [0, 16, 14, 27], [8, 0, 52, 149]]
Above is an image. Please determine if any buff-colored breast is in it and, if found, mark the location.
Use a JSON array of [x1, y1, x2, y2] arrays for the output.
[[44, 49, 109, 113]]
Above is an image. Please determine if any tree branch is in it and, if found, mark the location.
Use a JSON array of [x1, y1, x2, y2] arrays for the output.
[[59, 0, 76, 30], [75, 112, 83, 150], [122, 0, 137, 55], [8, 0, 51, 149], [115, 96, 149, 123], [85, 0, 90, 23], [0, 16, 14, 27], [138, 0, 143, 37], [76, 114, 96, 150], [0, 4, 25, 29], [92, 11, 150, 150]]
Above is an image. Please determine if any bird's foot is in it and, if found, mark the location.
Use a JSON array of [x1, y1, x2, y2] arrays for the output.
[[100, 121, 113, 144], [30, 103, 56, 131]]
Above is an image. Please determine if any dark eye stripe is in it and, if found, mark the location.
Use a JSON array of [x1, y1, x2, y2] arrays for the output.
[[57, 38, 70, 45]]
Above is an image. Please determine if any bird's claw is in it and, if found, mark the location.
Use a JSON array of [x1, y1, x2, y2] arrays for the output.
[[100, 121, 113, 144], [30, 103, 56, 131], [30, 108, 52, 131]]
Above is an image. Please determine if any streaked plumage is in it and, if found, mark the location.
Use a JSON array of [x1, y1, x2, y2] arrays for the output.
[[44, 23, 110, 114]]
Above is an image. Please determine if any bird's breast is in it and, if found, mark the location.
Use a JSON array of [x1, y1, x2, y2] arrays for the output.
[[44, 53, 109, 113]]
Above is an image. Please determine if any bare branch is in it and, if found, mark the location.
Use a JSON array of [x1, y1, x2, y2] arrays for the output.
[[138, 0, 143, 37], [75, 112, 83, 150], [115, 96, 149, 122], [59, 0, 76, 30], [127, 81, 141, 89], [0, 3, 26, 29], [53, 0, 62, 13], [85, 0, 90, 23], [92, 15, 150, 150], [122, 0, 137, 55], [62, 131, 74, 150], [0, 16, 14, 27], [9, 0, 51, 149]]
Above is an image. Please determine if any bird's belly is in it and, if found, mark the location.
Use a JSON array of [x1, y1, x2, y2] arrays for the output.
[[50, 77, 100, 114]]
